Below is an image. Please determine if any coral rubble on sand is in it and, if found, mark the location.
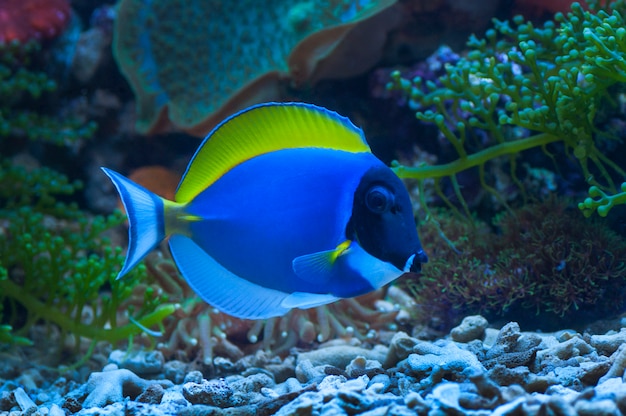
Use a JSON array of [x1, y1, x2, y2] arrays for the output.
[[4, 317, 626, 414]]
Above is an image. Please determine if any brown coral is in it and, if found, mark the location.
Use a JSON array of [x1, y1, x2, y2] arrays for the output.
[[492, 198, 626, 321], [405, 198, 626, 332]]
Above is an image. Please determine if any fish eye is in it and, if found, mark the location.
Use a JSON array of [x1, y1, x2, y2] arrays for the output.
[[365, 185, 394, 214]]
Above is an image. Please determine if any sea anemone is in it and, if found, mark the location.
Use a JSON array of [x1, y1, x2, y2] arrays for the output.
[[0, 0, 72, 43]]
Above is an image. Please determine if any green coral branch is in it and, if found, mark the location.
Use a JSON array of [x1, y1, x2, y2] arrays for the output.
[[388, 1, 626, 214], [0, 41, 176, 351], [0, 279, 177, 343], [0, 267, 33, 346], [579, 182, 626, 217], [392, 132, 559, 179]]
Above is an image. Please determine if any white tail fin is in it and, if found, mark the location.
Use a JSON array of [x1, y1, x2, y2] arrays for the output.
[[101, 167, 166, 279]]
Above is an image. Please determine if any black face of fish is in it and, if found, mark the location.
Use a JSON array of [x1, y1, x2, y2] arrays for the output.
[[347, 166, 428, 273]]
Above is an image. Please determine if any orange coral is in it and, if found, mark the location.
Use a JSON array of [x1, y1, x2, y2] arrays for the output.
[[127, 166, 180, 201], [0, 0, 71, 43], [116, 166, 180, 216]]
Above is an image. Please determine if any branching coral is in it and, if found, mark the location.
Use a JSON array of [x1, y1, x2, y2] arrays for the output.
[[0, 42, 176, 354], [387, 0, 626, 216], [406, 198, 626, 331], [0, 208, 175, 345]]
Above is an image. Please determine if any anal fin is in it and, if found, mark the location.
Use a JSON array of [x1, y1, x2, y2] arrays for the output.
[[281, 292, 339, 309], [168, 235, 291, 319]]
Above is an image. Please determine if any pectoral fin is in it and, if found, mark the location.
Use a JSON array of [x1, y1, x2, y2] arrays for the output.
[[292, 240, 352, 284]]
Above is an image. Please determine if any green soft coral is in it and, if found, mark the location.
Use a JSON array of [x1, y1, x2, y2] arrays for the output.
[[0, 42, 176, 350], [0, 206, 175, 344], [388, 1, 626, 214]]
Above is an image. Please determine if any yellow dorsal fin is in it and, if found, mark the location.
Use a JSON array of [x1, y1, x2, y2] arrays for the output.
[[175, 102, 371, 203]]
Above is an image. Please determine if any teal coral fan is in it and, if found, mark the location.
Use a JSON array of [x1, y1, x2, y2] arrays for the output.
[[388, 0, 626, 215], [0, 41, 175, 353], [113, 0, 397, 136]]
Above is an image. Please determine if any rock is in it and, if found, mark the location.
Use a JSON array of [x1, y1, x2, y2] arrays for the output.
[[599, 343, 626, 384], [450, 315, 488, 343], [265, 356, 296, 383], [541, 395, 577, 416], [48, 403, 66, 416], [182, 379, 233, 407], [467, 367, 501, 400], [294, 359, 326, 383], [274, 391, 323, 415], [61, 396, 82, 413], [109, 349, 165, 376], [16, 368, 44, 391], [137, 383, 165, 404], [367, 374, 392, 392], [7, 316, 626, 415], [575, 398, 621, 416], [401, 340, 483, 377], [383, 332, 419, 368], [184, 371, 205, 384], [13, 387, 36, 413], [296, 345, 387, 369], [589, 329, 626, 356], [0, 390, 16, 411], [81, 368, 171, 409], [345, 356, 384, 379], [536, 335, 594, 362], [163, 360, 189, 384], [230, 373, 274, 393], [481, 322, 542, 369], [335, 389, 374, 414], [404, 391, 429, 413]]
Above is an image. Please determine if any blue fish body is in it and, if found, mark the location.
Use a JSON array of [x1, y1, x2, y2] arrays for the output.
[[187, 148, 381, 294], [103, 102, 427, 319]]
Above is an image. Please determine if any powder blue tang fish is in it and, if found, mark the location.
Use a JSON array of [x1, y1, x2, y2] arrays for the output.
[[102, 102, 427, 319]]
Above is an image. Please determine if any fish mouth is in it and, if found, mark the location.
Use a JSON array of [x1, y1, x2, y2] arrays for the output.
[[403, 250, 428, 273]]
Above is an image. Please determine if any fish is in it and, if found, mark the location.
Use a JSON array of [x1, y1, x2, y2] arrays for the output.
[[102, 102, 428, 319]]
